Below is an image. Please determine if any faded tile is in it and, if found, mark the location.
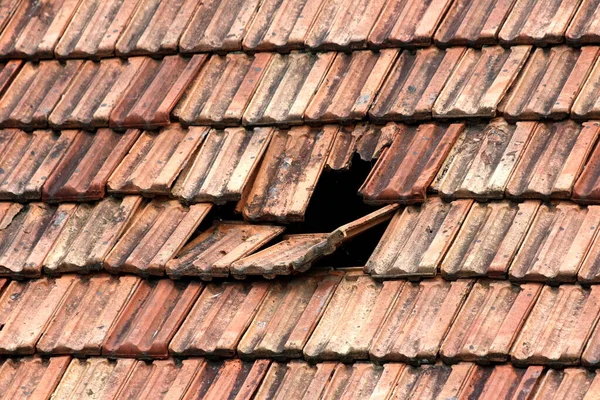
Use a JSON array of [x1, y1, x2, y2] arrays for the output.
[[0, 356, 71, 400], [573, 56, 600, 119], [389, 363, 477, 399], [567, 0, 600, 44], [321, 363, 399, 399], [578, 210, 600, 283], [254, 361, 337, 400]]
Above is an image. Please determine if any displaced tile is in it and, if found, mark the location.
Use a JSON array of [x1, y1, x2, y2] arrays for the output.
[[354, 122, 397, 162], [511, 285, 600, 366], [241, 125, 337, 223], [254, 361, 337, 400], [529, 369, 600, 398], [0, 356, 71, 400], [567, 0, 600, 44], [43, 196, 141, 274], [572, 57, 600, 119], [304, 50, 397, 123], [0, 60, 22, 97], [433, 46, 531, 118], [174, 53, 272, 127], [0, 60, 82, 128], [169, 280, 270, 356], [431, 120, 535, 200], [103, 279, 202, 358], [440, 281, 541, 363], [365, 198, 472, 278], [506, 121, 599, 199], [303, 271, 402, 362], [104, 200, 212, 276], [499, 0, 583, 45], [441, 201, 540, 279], [0, 276, 74, 354], [42, 129, 140, 202], [457, 364, 544, 400], [172, 127, 272, 204], [359, 123, 463, 204], [179, 0, 261, 52], [110, 54, 206, 130]]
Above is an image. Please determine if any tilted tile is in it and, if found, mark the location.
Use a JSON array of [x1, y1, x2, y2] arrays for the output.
[[573, 57, 600, 119], [104, 200, 211, 276], [433, 46, 530, 118], [441, 201, 539, 279], [440, 280, 541, 363], [365, 198, 472, 278], [172, 127, 273, 204], [359, 123, 463, 204], [110, 54, 206, 130], [499, 0, 583, 45], [511, 285, 600, 366], [457, 364, 543, 400], [55, 0, 140, 58], [0, 276, 74, 354], [506, 121, 599, 199], [42, 129, 140, 202], [43, 196, 141, 274], [174, 53, 272, 127], [0, 356, 71, 399], [370, 279, 473, 363], [36, 274, 140, 355], [567, 0, 600, 44], [303, 271, 402, 362], [179, 0, 261, 53], [169, 280, 270, 356], [241, 125, 337, 223], [529, 369, 600, 398], [0, 60, 82, 129], [254, 361, 337, 400], [0, 60, 22, 97], [354, 123, 397, 162], [103, 279, 202, 358], [431, 120, 535, 201], [304, 50, 397, 123]]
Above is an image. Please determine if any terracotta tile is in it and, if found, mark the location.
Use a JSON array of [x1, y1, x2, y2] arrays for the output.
[[172, 127, 273, 204], [390, 363, 477, 399], [440, 280, 541, 363], [174, 53, 272, 127], [43, 196, 141, 274], [431, 120, 536, 201], [241, 125, 337, 223], [103, 279, 202, 358], [0, 60, 82, 129], [354, 122, 397, 162], [529, 368, 600, 398], [108, 124, 206, 196], [574, 127, 600, 204], [582, 305, 600, 365], [500, 47, 599, 120], [0, 276, 74, 355], [169, 280, 270, 356], [433, 46, 530, 118], [434, 0, 518, 46], [0, 60, 22, 98], [0, 0, 22, 40], [506, 121, 599, 200], [441, 201, 539, 279], [359, 123, 463, 204], [368, 0, 453, 48], [321, 362, 402, 399], [179, 0, 261, 53], [370, 279, 473, 363], [369, 48, 465, 122], [572, 57, 600, 119], [567, 0, 600, 44], [104, 200, 211, 276], [49, 58, 144, 129], [459, 364, 543, 400], [365, 198, 472, 278], [511, 285, 600, 366], [41, 129, 140, 202], [0, 0, 81, 59], [499, 0, 583, 45], [303, 271, 402, 362], [578, 211, 600, 283], [0, 130, 76, 200], [304, 50, 397, 123], [110, 54, 206, 130], [0, 356, 71, 399], [254, 361, 337, 400]]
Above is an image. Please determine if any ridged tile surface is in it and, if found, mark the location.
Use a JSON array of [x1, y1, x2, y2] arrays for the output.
[[567, 0, 600, 44], [0, 356, 71, 400]]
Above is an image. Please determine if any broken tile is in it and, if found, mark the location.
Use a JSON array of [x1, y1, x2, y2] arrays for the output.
[[325, 125, 364, 171], [0, 356, 71, 399], [573, 57, 600, 119], [567, 0, 600, 44], [529, 369, 600, 398], [354, 123, 397, 162], [254, 361, 337, 400]]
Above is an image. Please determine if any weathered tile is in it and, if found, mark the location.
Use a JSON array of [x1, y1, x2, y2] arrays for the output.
[[567, 0, 600, 44], [0, 356, 71, 400], [578, 209, 600, 283], [103, 279, 202, 358], [110, 54, 206, 130], [172, 127, 273, 204], [441, 201, 539, 279], [433, 46, 531, 118], [431, 120, 536, 200], [169, 280, 270, 356], [369, 47, 465, 122], [506, 121, 599, 199], [0, 0, 22, 40], [179, 0, 261, 52], [42, 129, 140, 202], [572, 57, 600, 119], [365, 198, 472, 278], [389, 363, 478, 399], [104, 200, 211, 276], [359, 123, 463, 204], [573, 128, 600, 204], [457, 364, 544, 400], [254, 361, 337, 400], [320, 363, 401, 399], [354, 122, 397, 162], [174, 53, 272, 127], [43, 196, 141, 274], [0, 60, 22, 97], [511, 285, 600, 366], [303, 271, 402, 362], [529, 369, 600, 398]]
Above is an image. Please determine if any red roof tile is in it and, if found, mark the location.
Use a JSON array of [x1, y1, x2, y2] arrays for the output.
[[352, 122, 397, 162], [567, 0, 600, 44], [531, 368, 600, 398], [254, 361, 337, 399], [0, 356, 71, 399], [0, 0, 22, 40], [573, 55, 600, 120], [0, 60, 22, 97], [579, 215, 600, 282], [574, 127, 600, 204]]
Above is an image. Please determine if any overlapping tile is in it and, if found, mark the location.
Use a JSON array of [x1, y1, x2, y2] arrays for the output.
[[567, 0, 600, 44], [531, 368, 600, 398], [578, 208, 600, 282], [0, 356, 71, 400], [573, 57, 600, 119], [458, 364, 544, 400], [254, 361, 337, 399], [0, 0, 22, 40], [0, 60, 22, 97], [574, 129, 600, 204]]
